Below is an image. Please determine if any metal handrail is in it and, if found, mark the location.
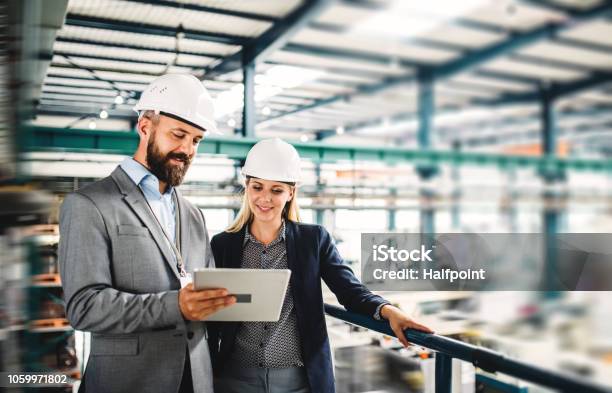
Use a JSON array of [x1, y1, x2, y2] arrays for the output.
[[324, 304, 612, 393]]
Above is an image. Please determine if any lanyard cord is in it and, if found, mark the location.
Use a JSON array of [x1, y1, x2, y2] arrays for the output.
[[138, 186, 187, 277]]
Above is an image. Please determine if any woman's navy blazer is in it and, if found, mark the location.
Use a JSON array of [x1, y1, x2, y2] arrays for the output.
[[208, 221, 388, 393]]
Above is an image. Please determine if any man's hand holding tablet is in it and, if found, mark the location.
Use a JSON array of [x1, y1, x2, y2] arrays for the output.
[[193, 268, 291, 321], [178, 283, 236, 321]]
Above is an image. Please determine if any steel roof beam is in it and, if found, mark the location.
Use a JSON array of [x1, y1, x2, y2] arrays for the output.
[[266, 1, 612, 126], [308, 21, 470, 52], [49, 62, 185, 78], [309, 76, 612, 140], [54, 36, 225, 59], [509, 53, 599, 74], [259, 72, 417, 127], [35, 106, 135, 119], [56, 32, 439, 75], [341, 0, 515, 34], [122, 0, 278, 23], [432, 25, 557, 78], [463, 122, 612, 148], [49, 51, 215, 68], [473, 70, 544, 85], [517, 0, 591, 14], [436, 107, 612, 141], [59, 15, 418, 77], [64, 13, 249, 46], [263, 59, 391, 80], [40, 90, 132, 100], [550, 71, 612, 97], [43, 78, 148, 89], [203, 0, 334, 78], [554, 36, 612, 55], [284, 43, 431, 69], [477, 71, 612, 105], [43, 83, 124, 93], [61, 11, 435, 78], [38, 95, 134, 105], [44, 74, 225, 94]]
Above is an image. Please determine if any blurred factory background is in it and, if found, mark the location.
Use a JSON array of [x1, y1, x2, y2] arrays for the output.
[[1, 0, 612, 392]]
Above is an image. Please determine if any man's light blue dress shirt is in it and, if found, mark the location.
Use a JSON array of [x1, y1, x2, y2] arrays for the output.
[[120, 157, 176, 244]]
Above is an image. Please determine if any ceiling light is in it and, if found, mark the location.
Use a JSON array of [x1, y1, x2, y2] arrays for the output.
[[336, 126, 345, 135], [262, 106, 271, 116], [88, 120, 96, 130], [300, 134, 309, 142], [99, 110, 108, 119], [227, 118, 236, 128], [114, 95, 124, 105]]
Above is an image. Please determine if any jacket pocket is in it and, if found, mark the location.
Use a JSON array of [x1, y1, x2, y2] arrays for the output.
[[90, 335, 139, 356], [117, 224, 149, 237]]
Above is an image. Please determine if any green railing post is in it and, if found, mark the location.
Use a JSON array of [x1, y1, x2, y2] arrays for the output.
[[435, 352, 452, 393]]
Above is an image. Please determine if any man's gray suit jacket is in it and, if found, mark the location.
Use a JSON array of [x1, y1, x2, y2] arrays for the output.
[[59, 166, 214, 393]]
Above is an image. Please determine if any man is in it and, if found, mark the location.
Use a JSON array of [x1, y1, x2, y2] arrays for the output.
[[59, 74, 235, 393]]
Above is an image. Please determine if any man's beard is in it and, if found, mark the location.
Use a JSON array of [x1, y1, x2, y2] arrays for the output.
[[146, 133, 192, 187]]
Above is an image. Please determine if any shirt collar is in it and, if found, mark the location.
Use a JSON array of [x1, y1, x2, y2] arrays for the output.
[[244, 220, 286, 247], [120, 157, 174, 197]]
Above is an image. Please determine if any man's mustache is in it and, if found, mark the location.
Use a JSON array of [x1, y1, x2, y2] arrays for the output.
[[166, 152, 191, 164]]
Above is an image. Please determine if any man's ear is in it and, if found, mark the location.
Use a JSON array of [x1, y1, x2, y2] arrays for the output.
[[136, 117, 153, 141]]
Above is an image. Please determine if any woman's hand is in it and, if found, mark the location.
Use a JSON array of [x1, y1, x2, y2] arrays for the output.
[[381, 304, 434, 347]]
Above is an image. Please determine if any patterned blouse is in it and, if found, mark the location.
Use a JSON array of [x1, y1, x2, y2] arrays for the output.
[[229, 220, 304, 368]]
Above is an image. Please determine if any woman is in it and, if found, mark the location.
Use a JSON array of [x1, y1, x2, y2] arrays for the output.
[[209, 138, 432, 393]]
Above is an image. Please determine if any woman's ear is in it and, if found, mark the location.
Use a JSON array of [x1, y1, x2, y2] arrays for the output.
[[288, 186, 295, 202]]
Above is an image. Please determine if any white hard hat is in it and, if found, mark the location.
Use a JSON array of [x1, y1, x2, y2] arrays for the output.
[[134, 73, 218, 133], [241, 138, 302, 183]]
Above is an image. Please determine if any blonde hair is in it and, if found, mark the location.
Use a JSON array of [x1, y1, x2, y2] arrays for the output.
[[226, 179, 300, 233]]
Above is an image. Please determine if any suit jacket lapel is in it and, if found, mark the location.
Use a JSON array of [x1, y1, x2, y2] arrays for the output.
[[175, 189, 191, 270], [285, 221, 302, 302], [227, 227, 246, 269], [111, 167, 181, 281]]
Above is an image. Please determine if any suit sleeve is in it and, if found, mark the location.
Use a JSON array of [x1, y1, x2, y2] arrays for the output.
[[318, 226, 388, 317], [59, 192, 184, 334]]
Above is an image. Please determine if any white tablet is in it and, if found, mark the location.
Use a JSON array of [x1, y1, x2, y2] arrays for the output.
[[193, 268, 291, 322]]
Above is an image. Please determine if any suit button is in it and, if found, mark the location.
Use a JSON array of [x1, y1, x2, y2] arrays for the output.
[[187, 331, 194, 339], [258, 362, 263, 367], [259, 342, 264, 348], [263, 325, 268, 330]]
